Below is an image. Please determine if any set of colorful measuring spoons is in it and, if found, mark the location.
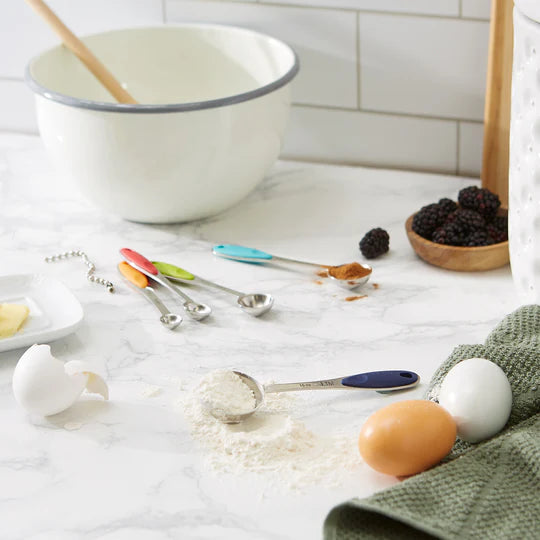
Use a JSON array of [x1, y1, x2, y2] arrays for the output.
[[118, 248, 274, 330]]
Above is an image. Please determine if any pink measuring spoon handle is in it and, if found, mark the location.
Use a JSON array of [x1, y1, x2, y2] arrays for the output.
[[120, 248, 158, 276]]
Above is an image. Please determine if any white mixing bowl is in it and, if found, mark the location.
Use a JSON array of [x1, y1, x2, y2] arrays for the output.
[[26, 25, 299, 223]]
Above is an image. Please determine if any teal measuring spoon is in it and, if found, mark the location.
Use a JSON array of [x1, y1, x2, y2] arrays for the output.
[[212, 244, 372, 289]]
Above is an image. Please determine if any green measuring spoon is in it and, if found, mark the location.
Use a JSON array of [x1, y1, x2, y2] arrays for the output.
[[153, 261, 274, 317], [151, 261, 195, 281]]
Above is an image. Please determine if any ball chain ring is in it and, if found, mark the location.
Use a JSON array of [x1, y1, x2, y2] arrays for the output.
[[45, 249, 114, 293]]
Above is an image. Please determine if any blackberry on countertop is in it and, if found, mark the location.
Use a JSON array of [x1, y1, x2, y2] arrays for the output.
[[464, 230, 495, 247], [412, 203, 447, 239], [458, 186, 501, 218], [438, 198, 458, 216], [432, 223, 466, 246], [359, 228, 390, 259], [446, 208, 485, 232]]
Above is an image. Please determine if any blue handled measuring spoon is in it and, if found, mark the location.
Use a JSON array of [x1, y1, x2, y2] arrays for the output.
[[205, 370, 420, 423]]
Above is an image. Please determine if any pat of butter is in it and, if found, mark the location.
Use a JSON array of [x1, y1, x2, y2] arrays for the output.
[[0, 303, 30, 338]]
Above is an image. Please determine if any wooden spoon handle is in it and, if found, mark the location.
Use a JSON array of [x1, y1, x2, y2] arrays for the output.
[[25, 0, 138, 104], [481, 0, 513, 206]]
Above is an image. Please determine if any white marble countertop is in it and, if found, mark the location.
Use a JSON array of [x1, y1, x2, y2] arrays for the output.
[[0, 133, 520, 540]]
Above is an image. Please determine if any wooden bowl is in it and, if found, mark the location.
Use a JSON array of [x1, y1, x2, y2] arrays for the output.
[[405, 210, 509, 271]]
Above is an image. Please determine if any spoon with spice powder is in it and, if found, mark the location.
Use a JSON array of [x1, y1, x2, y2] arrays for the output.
[[212, 244, 372, 290]]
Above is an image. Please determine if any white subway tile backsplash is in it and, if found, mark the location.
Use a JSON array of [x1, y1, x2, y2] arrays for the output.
[[0, 80, 38, 133], [462, 0, 492, 20], [359, 13, 489, 121], [166, 1, 358, 108], [0, 0, 491, 177], [0, 0, 164, 79], [458, 121, 483, 177], [282, 105, 457, 173], [262, 0, 459, 17]]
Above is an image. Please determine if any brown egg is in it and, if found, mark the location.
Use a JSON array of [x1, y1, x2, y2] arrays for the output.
[[358, 399, 456, 477]]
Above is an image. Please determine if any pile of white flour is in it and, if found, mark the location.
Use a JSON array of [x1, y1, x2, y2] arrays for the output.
[[182, 370, 361, 492], [197, 370, 256, 415]]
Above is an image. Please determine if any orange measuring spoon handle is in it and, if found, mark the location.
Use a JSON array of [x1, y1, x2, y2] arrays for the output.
[[118, 261, 148, 289]]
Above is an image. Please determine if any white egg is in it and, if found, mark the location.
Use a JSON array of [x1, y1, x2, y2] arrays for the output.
[[12, 344, 108, 416], [438, 357, 512, 443]]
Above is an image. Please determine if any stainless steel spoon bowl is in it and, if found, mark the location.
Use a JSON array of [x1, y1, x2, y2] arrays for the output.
[[159, 312, 182, 330], [236, 293, 274, 317], [201, 372, 264, 424], [170, 287, 212, 321], [206, 369, 420, 424], [326, 263, 373, 290]]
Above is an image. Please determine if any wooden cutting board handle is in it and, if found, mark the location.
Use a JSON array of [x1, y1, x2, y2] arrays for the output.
[[481, 0, 513, 206]]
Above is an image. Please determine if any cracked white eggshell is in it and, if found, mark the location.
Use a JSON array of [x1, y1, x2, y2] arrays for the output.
[[12, 344, 108, 416], [438, 358, 512, 443], [64, 360, 109, 400]]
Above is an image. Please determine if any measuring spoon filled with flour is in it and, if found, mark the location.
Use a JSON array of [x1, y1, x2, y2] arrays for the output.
[[199, 369, 419, 424]]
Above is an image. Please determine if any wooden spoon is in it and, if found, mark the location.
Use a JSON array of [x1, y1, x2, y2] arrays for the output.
[[25, 0, 138, 104]]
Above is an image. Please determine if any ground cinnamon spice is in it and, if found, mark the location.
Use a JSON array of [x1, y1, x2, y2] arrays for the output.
[[316, 270, 329, 278], [328, 262, 372, 280], [345, 295, 367, 302], [313, 280, 323, 285], [372, 283, 380, 289]]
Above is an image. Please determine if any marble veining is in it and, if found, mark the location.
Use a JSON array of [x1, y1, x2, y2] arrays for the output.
[[0, 134, 519, 539]]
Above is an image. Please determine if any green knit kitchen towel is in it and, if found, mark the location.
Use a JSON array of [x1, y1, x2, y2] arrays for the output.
[[324, 304, 540, 540]]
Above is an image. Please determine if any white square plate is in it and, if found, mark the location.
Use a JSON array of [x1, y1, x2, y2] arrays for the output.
[[0, 274, 83, 353]]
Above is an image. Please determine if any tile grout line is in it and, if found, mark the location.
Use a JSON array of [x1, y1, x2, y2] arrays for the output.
[[293, 102, 484, 125], [0, 125, 473, 177], [0, 76, 26, 83], [280, 154, 462, 177], [0, 76, 485, 125], [356, 12, 361, 110], [168, 0, 490, 23], [456, 121, 461, 175], [0, 128, 39, 136], [162, 0, 168, 23]]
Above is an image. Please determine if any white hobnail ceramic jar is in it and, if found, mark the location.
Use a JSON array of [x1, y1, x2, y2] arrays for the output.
[[509, 1, 540, 303]]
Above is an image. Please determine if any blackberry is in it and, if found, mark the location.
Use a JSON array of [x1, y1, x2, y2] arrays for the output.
[[445, 209, 485, 232], [489, 214, 508, 231], [458, 186, 501, 218], [412, 203, 447, 239], [432, 223, 466, 246], [464, 230, 495, 247], [485, 214, 508, 243], [359, 228, 389, 259], [438, 198, 458, 216], [487, 223, 508, 243]]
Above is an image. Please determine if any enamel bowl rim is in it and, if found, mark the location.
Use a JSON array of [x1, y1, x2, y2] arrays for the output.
[[24, 23, 300, 114]]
